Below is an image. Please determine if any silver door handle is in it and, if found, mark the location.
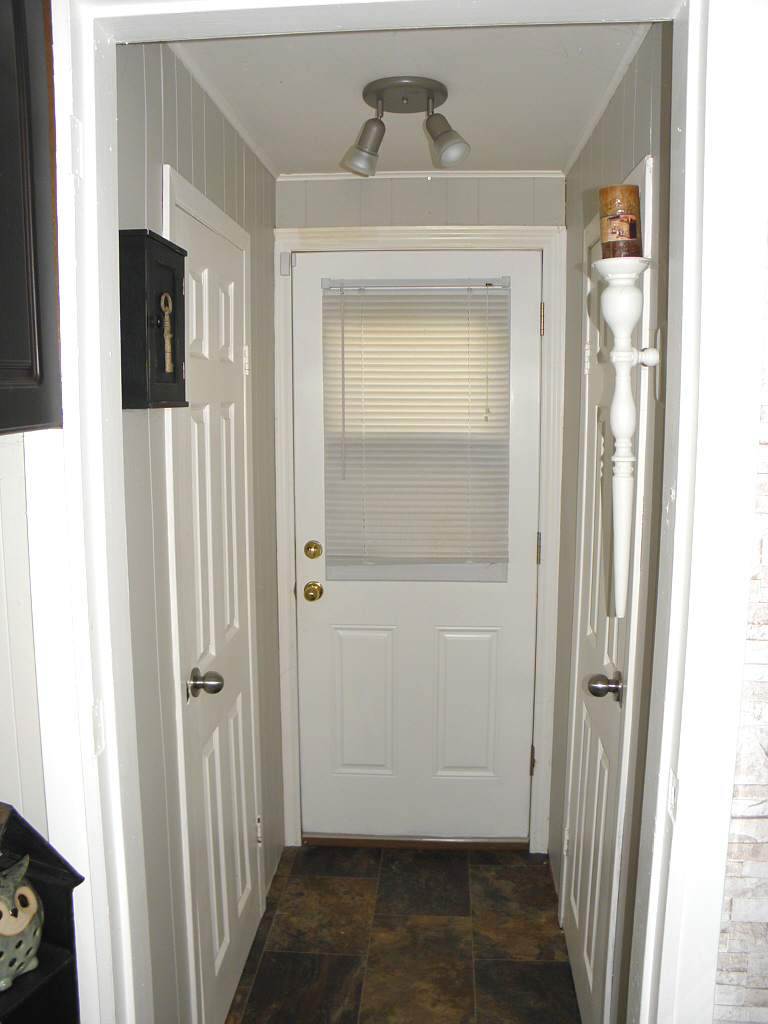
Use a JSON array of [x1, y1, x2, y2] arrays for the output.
[[187, 667, 225, 700], [587, 672, 623, 704]]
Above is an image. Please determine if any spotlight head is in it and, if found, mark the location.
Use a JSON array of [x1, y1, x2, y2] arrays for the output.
[[340, 116, 386, 177], [425, 112, 471, 168]]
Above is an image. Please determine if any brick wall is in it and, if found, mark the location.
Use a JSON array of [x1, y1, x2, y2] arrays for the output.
[[715, 287, 768, 1019]]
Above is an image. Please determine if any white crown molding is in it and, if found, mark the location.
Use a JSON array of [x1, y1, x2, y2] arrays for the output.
[[563, 22, 652, 176], [169, 42, 280, 180], [277, 169, 566, 183]]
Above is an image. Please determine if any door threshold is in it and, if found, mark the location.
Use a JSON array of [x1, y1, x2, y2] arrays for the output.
[[302, 833, 529, 850]]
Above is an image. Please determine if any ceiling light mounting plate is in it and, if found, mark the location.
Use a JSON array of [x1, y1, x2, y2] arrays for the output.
[[362, 76, 448, 114]]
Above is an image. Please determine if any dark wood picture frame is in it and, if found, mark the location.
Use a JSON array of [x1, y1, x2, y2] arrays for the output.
[[0, 0, 62, 434]]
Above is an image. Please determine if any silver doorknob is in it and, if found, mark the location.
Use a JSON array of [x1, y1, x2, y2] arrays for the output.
[[187, 667, 225, 700], [587, 671, 623, 704]]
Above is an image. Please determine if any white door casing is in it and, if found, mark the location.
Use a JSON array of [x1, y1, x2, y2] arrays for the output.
[[292, 248, 542, 839], [164, 168, 264, 1024], [560, 158, 659, 1024]]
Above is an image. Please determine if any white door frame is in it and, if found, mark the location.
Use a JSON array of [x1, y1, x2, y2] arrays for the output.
[[45, 2, 750, 1023], [275, 225, 567, 851]]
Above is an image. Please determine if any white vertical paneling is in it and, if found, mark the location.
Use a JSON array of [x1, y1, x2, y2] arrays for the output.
[[0, 438, 46, 832], [205, 95, 225, 210], [236, 135, 244, 227], [276, 179, 306, 227], [360, 178, 393, 226], [191, 77, 206, 194], [435, 628, 498, 776], [479, 177, 534, 226], [161, 45, 177, 169], [306, 179, 360, 227], [176, 58, 193, 184], [116, 45, 145, 228], [391, 177, 447, 225], [277, 175, 565, 229], [144, 44, 163, 233], [601, 81, 623, 188], [224, 120, 237, 222], [533, 177, 565, 226], [333, 627, 395, 773], [445, 178, 479, 225]]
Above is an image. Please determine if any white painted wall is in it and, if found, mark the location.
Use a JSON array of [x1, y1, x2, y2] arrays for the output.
[[0, 437, 47, 833], [276, 173, 565, 229], [116, 41, 282, 1022]]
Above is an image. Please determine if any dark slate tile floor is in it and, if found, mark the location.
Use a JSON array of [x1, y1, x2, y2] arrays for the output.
[[226, 846, 581, 1024]]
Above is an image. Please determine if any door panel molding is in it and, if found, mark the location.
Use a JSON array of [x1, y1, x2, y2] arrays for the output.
[[275, 225, 566, 849]]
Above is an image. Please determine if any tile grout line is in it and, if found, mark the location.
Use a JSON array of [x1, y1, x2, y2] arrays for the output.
[[469, 852, 478, 1024], [355, 846, 383, 1024], [247, 849, 297, 1016]]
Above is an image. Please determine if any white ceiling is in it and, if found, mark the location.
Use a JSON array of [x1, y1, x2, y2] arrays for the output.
[[175, 23, 647, 178]]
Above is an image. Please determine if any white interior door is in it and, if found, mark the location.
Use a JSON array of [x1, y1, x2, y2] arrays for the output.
[[165, 172, 263, 1024], [561, 158, 659, 1023], [292, 248, 542, 839]]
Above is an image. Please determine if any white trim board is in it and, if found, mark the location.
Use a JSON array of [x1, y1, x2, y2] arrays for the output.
[[274, 224, 566, 852], [277, 171, 567, 182]]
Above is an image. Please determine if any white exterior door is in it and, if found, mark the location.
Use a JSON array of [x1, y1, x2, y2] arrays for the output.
[[292, 248, 542, 839], [165, 172, 263, 1024], [561, 159, 659, 1023]]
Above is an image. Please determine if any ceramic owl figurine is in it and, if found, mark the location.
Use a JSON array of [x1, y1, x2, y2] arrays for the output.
[[0, 855, 43, 991]]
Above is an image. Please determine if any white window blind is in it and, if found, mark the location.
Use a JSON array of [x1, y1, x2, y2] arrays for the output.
[[322, 280, 511, 582]]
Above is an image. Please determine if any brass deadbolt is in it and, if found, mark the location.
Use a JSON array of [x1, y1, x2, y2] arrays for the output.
[[303, 581, 324, 602], [304, 540, 323, 559]]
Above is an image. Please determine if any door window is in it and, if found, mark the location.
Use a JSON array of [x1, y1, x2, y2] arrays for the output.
[[322, 279, 511, 581]]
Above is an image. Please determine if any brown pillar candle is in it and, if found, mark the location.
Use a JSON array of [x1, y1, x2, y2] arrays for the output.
[[599, 184, 642, 258]]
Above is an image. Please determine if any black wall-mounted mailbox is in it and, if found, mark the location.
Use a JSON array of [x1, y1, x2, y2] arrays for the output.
[[119, 229, 188, 408]]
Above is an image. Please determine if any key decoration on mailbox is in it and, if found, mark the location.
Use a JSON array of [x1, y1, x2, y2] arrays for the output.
[[160, 292, 173, 374]]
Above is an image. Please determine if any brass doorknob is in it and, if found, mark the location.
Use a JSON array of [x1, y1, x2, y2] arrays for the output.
[[303, 581, 324, 602], [304, 540, 323, 559]]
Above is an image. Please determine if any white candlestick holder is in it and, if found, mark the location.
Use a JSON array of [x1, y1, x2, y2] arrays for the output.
[[593, 256, 658, 618]]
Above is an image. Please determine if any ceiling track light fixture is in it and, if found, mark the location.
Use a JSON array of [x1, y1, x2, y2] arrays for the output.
[[340, 76, 470, 178]]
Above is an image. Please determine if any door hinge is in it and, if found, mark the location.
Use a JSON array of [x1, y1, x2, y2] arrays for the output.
[[530, 744, 536, 776], [539, 302, 545, 337], [280, 252, 296, 276], [243, 345, 250, 375], [256, 815, 263, 846], [584, 340, 590, 375], [563, 825, 570, 858], [536, 532, 542, 565]]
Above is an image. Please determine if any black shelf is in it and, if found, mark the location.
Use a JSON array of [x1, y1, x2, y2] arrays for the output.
[[0, 943, 74, 1021], [0, 805, 83, 1024]]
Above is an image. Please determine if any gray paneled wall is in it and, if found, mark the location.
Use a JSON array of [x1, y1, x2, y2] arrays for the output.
[[550, 17, 670, 945], [117, 41, 282, 1022], [276, 174, 565, 228]]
